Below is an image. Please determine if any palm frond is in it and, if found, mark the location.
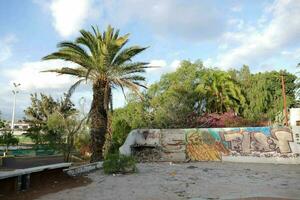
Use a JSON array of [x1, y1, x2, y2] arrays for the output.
[[112, 46, 148, 66], [41, 67, 87, 78]]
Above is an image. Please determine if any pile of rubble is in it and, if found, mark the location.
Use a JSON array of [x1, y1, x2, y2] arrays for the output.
[[132, 146, 162, 162]]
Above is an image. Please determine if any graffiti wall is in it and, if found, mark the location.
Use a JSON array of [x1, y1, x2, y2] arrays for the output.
[[119, 126, 300, 163], [186, 127, 298, 161]]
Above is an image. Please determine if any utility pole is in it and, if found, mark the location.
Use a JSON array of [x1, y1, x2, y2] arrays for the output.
[[281, 75, 288, 126], [11, 83, 21, 132]]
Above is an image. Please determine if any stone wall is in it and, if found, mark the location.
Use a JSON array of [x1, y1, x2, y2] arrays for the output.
[[119, 126, 300, 164]]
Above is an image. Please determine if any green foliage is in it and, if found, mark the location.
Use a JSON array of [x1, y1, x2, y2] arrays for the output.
[[42, 25, 150, 162], [196, 69, 245, 114], [146, 60, 204, 128], [46, 110, 86, 161], [238, 70, 297, 121], [0, 131, 19, 152], [24, 93, 76, 146], [296, 63, 300, 100], [74, 126, 90, 158], [0, 111, 5, 129], [112, 61, 298, 130], [23, 93, 86, 161], [103, 153, 137, 174], [109, 119, 132, 155]]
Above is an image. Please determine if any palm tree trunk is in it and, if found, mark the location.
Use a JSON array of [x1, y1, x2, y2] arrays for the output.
[[90, 80, 108, 162], [109, 89, 113, 114]]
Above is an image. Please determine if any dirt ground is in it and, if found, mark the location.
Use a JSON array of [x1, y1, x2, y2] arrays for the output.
[[1, 171, 92, 200], [10, 162, 300, 200]]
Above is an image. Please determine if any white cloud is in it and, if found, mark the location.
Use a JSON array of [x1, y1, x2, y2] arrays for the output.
[[146, 59, 181, 82], [49, 0, 92, 37], [0, 34, 17, 62], [148, 59, 167, 68], [4, 60, 77, 91], [231, 4, 243, 12], [170, 60, 180, 70], [216, 0, 300, 69], [103, 0, 225, 41], [0, 60, 89, 119], [281, 48, 300, 60]]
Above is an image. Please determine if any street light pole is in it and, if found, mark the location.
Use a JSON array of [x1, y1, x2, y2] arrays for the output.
[[11, 83, 21, 131]]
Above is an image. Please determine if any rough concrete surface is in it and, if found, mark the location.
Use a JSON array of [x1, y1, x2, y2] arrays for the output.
[[38, 162, 300, 200]]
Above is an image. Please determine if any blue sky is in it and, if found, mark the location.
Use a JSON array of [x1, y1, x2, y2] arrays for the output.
[[0, 0, 299, 120]]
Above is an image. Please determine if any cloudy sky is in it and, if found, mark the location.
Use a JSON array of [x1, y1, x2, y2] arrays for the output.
[[0, 0, 299, 120]]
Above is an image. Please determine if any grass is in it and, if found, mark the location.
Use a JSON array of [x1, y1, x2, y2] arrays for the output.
[[16, 135, 33, 144]]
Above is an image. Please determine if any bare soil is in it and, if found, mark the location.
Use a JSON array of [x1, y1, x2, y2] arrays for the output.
[[0, 171, 92, 200], [4, 162, 300, 200]]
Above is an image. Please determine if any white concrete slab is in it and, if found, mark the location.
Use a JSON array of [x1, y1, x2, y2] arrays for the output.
[[0, 162, 71, 180]]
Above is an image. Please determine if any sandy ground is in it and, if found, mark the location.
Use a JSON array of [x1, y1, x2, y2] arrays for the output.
[[37, 162, 300, 200], [1, 171, 91, 200]]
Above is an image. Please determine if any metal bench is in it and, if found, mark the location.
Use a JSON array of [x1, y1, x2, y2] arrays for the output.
[[0, 162, 71, 193]]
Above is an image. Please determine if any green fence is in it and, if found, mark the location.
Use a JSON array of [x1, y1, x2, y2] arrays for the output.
[[0, 145, 58, 157]]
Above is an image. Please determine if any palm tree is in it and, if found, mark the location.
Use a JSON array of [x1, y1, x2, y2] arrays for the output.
[[43, 25, 149, 162], [196, 70, 245, 114]]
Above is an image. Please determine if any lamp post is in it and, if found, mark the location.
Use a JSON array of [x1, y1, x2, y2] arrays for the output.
[[11, 83, 21, 131]]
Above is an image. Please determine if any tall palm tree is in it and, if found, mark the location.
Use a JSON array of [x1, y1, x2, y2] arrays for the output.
[[196, 70, 245, 114], [43, 25, 149, 162]]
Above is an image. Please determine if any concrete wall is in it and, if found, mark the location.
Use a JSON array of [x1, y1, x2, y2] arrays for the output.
[[120, 126, 300, 164]]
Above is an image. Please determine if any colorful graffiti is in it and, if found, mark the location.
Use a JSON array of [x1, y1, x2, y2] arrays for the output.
[[186, 130, 229, 161], [120, 126, 300, 162], [185, 127, 297, 161]]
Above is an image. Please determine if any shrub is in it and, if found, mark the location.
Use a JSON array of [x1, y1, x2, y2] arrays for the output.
[[103, 153, 137, 174], [108, 119, 132, 155], [186, 111, 263, 128]]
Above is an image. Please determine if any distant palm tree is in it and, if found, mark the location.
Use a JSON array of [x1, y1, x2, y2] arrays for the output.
[[196, 70, 245, 114], [43, 25, 149, 162]]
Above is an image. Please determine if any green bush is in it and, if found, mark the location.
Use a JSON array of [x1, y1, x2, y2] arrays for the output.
[[108, 119, 132, 155], [103, 153, 137, 174]]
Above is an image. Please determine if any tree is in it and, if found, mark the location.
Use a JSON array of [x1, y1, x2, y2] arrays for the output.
[[196, 69, 246, 114], [0, 131, 19, 154], [43, 25, 149, 162], [47, 111, 86, 161], [24, 93, 76, 147], [242, 70, 297, 121], [0, 111, 5, 129]]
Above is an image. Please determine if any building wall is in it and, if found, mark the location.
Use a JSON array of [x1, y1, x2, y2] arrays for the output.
[[120, 126, 300, 164]]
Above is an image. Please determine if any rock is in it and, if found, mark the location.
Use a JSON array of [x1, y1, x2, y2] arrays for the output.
[[187, 165, 198, 169]]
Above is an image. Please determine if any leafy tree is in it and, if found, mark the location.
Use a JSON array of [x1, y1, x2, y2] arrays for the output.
[[112, 61, 297, 131], [24, 93, 76, 148], [296, 63, 300, 100], [47, 111, 86, 161], [0, 111, 5, 129], [196, 69, 246, 114], [0, 131, 19, 154], [146, 60, 205, 128], [43, 25, 149, 162], [241, 70, 297, 121]]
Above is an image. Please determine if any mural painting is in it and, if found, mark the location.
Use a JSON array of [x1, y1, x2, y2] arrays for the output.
[[185, 127, 297, 161], [120, 127, 300, 162], [186, 130, 229, 161]]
